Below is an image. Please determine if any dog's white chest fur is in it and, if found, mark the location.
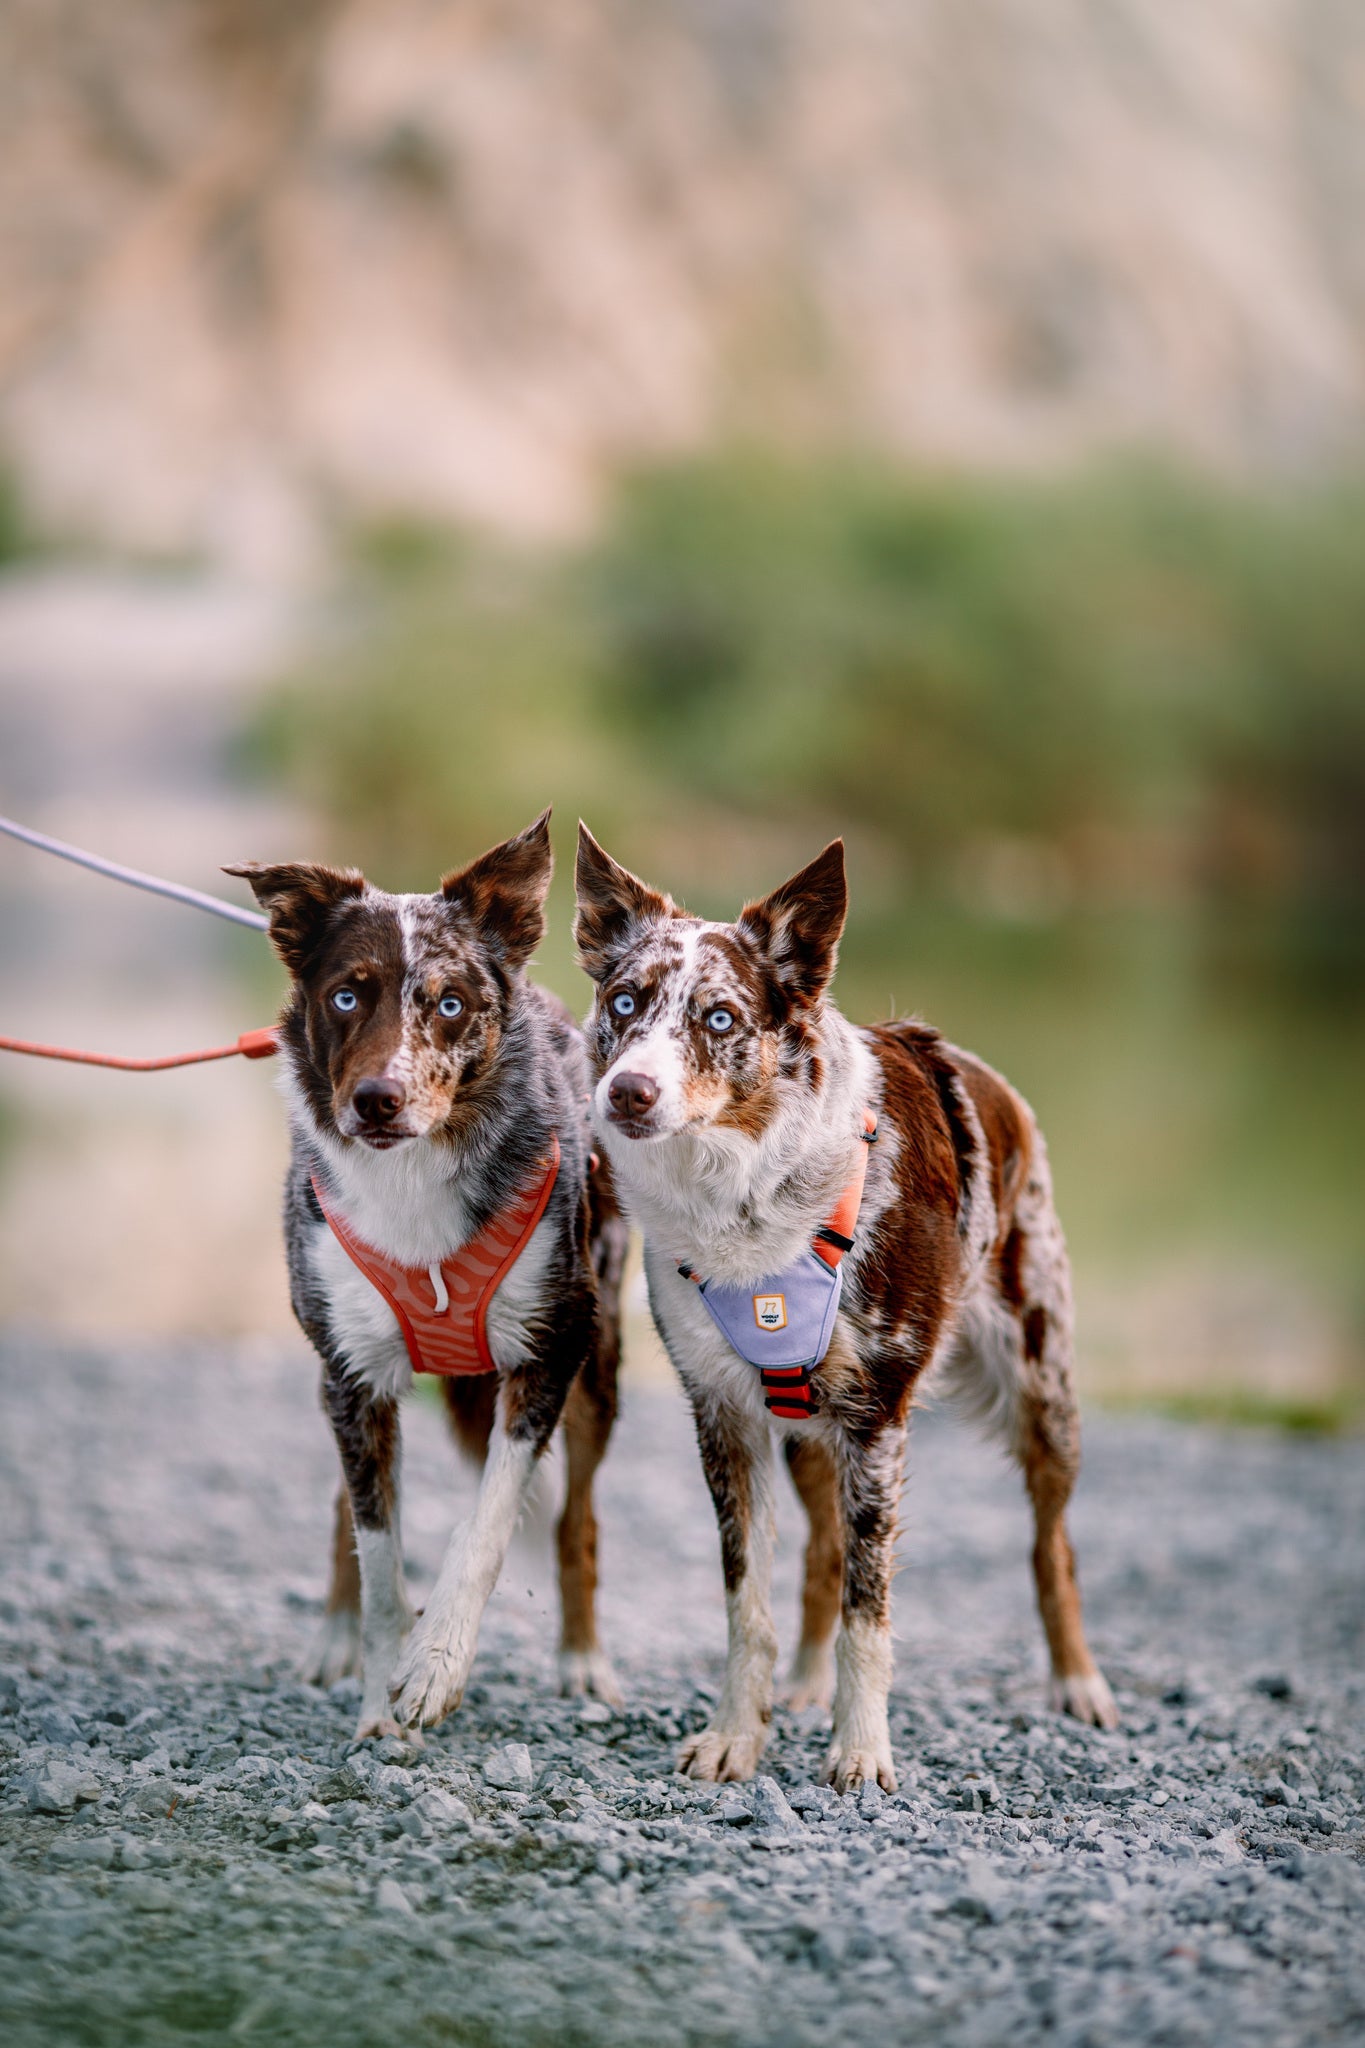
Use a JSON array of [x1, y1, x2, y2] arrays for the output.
[[598, 1015, 877, 1282]]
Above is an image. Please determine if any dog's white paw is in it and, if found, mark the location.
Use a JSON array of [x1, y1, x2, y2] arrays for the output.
[[299, 1608, 362, 1687], [558, 1648, 624, 1706], [1051, 1669, 1119, 1730], [388, 1621, 473, 1730], [823, 1738, 897, 1795], [352, 1713, 424, 1747], [779, 1648, 834, 1713], [677, 1724, 768, 1784]]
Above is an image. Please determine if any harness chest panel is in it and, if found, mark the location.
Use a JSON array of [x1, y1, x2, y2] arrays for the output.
[[691, 1252, 845, 1376], [680, 1111, 877, 1419], [311, 1136, 560, 1377]]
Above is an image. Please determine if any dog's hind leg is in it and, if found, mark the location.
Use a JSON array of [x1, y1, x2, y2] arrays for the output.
[[557, 1183, 628, 1702], [556, 1340, 621, 1703], [1020, 1384, 1116, 1730], [322, 1368, 417, 1741], [440, 1374, 497, 1466], [1002, 1160, 1117, 1730], [300, 1482, 363, 1686], [779, 1436, 843, 1710]]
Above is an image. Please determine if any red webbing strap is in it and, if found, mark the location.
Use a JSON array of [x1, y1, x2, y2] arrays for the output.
[[469, 1135, 561, 1372]]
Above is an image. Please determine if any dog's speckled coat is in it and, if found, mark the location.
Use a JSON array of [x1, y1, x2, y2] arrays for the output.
[[227, 814, 627, 1739], [574, 825, 1115, 1793]]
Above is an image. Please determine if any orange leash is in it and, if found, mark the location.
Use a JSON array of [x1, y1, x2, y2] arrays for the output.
[[0, 1026, 278, 1070], [0, 815, 277, 1070]]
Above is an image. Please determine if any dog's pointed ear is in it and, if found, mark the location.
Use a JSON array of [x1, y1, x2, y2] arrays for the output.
[[736, 840, 847, 1009], [223, 861, 366, 974], [574, 823, 672, 983], [441, 808, 553, 970]]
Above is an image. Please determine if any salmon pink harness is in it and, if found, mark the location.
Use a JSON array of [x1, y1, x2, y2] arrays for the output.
[[678, 1111, 878, 1420], [310, 1136, 561, 1377]]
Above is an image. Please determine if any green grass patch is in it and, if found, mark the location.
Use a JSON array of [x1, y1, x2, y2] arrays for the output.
[[1098, 1388, 1365, 1436]]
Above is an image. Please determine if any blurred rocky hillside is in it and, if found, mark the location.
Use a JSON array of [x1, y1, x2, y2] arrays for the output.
[[2, 0, 1364, 574]]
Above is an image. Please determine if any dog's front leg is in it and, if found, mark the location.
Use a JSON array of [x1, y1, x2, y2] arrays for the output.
[[391, 1281, 597, 1729], [825, 1420, 905, 1794], [322, 1367, 415, 1742], [678, 1396, 778, 1784], [388, 1391, 540, 1729]]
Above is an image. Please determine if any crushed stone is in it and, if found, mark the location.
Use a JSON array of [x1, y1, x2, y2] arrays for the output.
[[1, 1332, 1363, 2047]]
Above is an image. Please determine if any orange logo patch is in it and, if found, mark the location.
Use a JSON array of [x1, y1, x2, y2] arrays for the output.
[[753, 1293, 788, 1332]]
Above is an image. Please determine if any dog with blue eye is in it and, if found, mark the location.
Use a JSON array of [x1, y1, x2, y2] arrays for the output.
[[226, 813, 627, 1740], [574, 825, 1115, 1793]]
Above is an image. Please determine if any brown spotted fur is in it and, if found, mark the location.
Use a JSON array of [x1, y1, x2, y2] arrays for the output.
[[227, 815, 628, 1731], [574, 825, 1116, 1793]]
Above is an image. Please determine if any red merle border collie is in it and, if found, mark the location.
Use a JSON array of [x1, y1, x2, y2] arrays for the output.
[[574, 825, 1116, 1794], [225, 813, 626, 1741]]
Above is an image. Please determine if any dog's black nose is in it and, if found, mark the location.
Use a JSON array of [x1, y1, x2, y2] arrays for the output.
[[353, 1076, 406, 1126], [608, 1071, 660, 1121]]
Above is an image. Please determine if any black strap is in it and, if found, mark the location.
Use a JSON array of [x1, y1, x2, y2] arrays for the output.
[[815, 1224, 854, 1254], [759, 1363, 816, 1415]]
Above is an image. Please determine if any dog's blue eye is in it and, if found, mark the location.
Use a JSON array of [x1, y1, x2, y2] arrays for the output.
[[611, 991, 636, 1018], [707, 1007, 734, 1033], [332, 988, 358, 1013], [438, 995, 463, 1019]]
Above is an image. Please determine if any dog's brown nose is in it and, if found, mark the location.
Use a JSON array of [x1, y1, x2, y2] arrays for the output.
[[353, 1076, 406, 1126], [608, 1071, 660, 1122]]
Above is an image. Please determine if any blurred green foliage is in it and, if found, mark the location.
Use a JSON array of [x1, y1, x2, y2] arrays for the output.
[[593, 456, 1365, 922], [0, 466, 36, 565], [250, 455, 1365, 1394], [259, 454, 1365, 935]]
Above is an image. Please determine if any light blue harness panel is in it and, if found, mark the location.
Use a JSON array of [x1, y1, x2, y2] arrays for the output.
[[689, 1251, 844, 1372], [679, 1110, 877, 1418]]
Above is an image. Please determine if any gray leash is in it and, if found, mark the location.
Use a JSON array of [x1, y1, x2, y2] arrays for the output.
[[0, 813, 268, 932]]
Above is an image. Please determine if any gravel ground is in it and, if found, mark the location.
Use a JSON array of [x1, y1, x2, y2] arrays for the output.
[[1, 1332, 1363, 2048]]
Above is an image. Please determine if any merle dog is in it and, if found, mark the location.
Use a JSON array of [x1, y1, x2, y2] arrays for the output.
[[227, 813, 625, 1739], [574, 825, 1115, 1793]]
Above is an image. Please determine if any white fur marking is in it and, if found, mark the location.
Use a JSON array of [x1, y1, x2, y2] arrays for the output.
[[677, 1415, 779, 1782], [389, 1417, 539, 1728], [353, 1522, 416, 1738], [826, 1611, 896, 1793]]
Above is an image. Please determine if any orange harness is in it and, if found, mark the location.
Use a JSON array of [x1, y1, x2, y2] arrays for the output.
[[310, 1136, 561, 1377]]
